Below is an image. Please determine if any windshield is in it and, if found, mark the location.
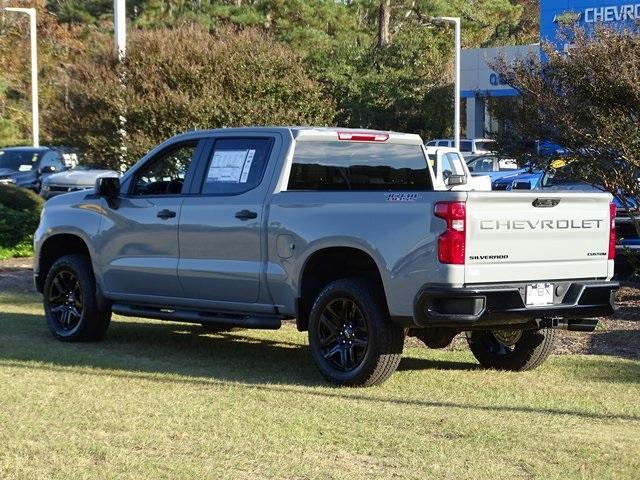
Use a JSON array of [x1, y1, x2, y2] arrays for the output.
[[0, 150, 40, 171], [541, 159, 570, 187]]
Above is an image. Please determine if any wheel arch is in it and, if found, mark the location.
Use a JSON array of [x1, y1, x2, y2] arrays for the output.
[[296, 246, 388, 331], [37, 233, 93, 293]]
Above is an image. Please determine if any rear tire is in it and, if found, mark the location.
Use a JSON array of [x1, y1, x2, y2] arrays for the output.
[[466, 327, 556, 371], [43, 254, 111, 342], [308, 278, 405, 387]]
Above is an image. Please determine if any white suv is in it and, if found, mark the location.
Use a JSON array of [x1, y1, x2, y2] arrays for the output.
[[425, 138, 496, 158]]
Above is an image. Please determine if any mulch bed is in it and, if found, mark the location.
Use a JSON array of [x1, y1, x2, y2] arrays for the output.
[[554, 287, 640, 359], [1, 258, 638, 359], [0, 257, 35, 293]]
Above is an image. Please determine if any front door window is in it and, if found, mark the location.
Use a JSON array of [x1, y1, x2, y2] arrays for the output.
[[132, 143, 196, 196]]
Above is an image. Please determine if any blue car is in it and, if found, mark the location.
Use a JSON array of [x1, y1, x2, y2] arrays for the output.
[[0, 146, 70, 192], [491, 170, 543, 190]]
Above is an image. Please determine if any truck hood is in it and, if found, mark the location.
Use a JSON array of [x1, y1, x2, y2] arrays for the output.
[[44, 169, 118, 187], [0, 168, 19, 178], [0, 168, 35, 186]]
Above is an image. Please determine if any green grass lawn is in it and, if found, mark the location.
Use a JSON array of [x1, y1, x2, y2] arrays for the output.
[[1, 292, 639, 479]]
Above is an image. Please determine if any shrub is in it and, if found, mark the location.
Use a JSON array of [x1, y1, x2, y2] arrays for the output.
[[0, 185, 44, 250], [47, 26, 337, 170]]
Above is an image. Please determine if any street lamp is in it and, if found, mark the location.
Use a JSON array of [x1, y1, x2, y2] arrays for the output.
[[430, 16, 461, 150], [3, 7, 39, 147], [113, 0, 127, 169], [114, 0, 126, 60]]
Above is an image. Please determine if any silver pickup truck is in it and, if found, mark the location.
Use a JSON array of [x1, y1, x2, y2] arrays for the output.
[[34, 127, 618, 386]]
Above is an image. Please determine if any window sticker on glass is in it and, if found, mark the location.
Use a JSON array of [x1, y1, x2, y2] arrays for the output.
[[239, 149, 256, 184], [207, 149, 255, 183]]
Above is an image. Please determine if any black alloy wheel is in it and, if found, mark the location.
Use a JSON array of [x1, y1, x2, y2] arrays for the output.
[[47, 268, 84, 334], [307, 278, 405, 387], [43, 254, 111, 342], [316, 298, 369, 372]]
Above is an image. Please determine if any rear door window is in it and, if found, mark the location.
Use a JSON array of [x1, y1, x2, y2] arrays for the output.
[[288, 141, 432, 191], [437, 140, 449, 147], [201, 137, 273, 195]]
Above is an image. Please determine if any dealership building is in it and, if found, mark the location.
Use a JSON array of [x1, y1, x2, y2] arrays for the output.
[[462, 0, 640, 138]]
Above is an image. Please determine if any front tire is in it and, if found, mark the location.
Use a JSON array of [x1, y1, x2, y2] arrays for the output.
[[466, 327, 556, 371], [308, 278, 405, 387], [43, 254, 111, 342]]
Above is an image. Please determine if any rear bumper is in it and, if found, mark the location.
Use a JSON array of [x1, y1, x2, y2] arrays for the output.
[[413, 280, 618, 329]]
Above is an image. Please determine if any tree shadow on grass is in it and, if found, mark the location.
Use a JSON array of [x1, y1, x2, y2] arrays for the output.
[[587, 329, 640, 361], [0, 312, 474, 388], [1, 311, 639, 422]]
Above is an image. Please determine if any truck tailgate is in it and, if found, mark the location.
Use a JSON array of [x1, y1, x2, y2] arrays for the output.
[[465, 192, 612, 284]]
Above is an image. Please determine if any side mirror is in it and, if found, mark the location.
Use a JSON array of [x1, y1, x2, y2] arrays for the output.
[[512, 180, 532, 190], [39, 165, 56, 174], [96, 176, 120, 197], [446, 174, 467, 187]]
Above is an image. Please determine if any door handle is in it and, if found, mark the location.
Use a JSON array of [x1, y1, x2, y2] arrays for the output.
[[235, 209, 258, 220], [157, 209, 177, 220]]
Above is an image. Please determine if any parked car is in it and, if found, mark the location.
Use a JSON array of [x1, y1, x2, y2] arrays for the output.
[[34, 127, 617, 386], [424, 146, 491, 191], [40, 165, 119, 200], [466, 154, 527, 183], [425, 138, 495, 157], [492, 170, 544, 191], [0, 146, 70, 192]]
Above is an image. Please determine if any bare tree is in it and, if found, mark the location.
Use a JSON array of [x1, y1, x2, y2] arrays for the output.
[[377, 0, 391, 47], [490, 25, 640, 236]]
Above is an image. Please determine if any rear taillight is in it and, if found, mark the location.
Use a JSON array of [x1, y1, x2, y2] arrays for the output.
[[434, 201, 466, 265], [609, 202, 616, 260]]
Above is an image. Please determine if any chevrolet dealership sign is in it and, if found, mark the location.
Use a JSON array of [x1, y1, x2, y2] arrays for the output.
[[541, 1, 640, 45], [462, 0, 640, 137], [584, 4, 640, 22]]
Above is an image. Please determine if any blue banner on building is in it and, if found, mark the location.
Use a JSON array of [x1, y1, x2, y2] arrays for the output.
[[541, 1, 640, 48]]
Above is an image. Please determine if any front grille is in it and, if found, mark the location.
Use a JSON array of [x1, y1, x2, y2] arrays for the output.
[[48, 185, 89, 192]]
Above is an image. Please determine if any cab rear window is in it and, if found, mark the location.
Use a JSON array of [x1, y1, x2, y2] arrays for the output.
[[288, 141, 432, 191]]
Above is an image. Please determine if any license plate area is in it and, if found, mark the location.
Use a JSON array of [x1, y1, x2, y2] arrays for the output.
[[525, 283, 554, 306]]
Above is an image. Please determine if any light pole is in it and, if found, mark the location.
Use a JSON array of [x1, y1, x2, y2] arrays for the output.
[[114, 0, 127, 169], [114, 0, 126, 60], [430, 16, 461, 150], [3, 7, 39, 147]]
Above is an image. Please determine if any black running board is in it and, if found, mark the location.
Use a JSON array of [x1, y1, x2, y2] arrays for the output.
[[111, 303, 282, 330]]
